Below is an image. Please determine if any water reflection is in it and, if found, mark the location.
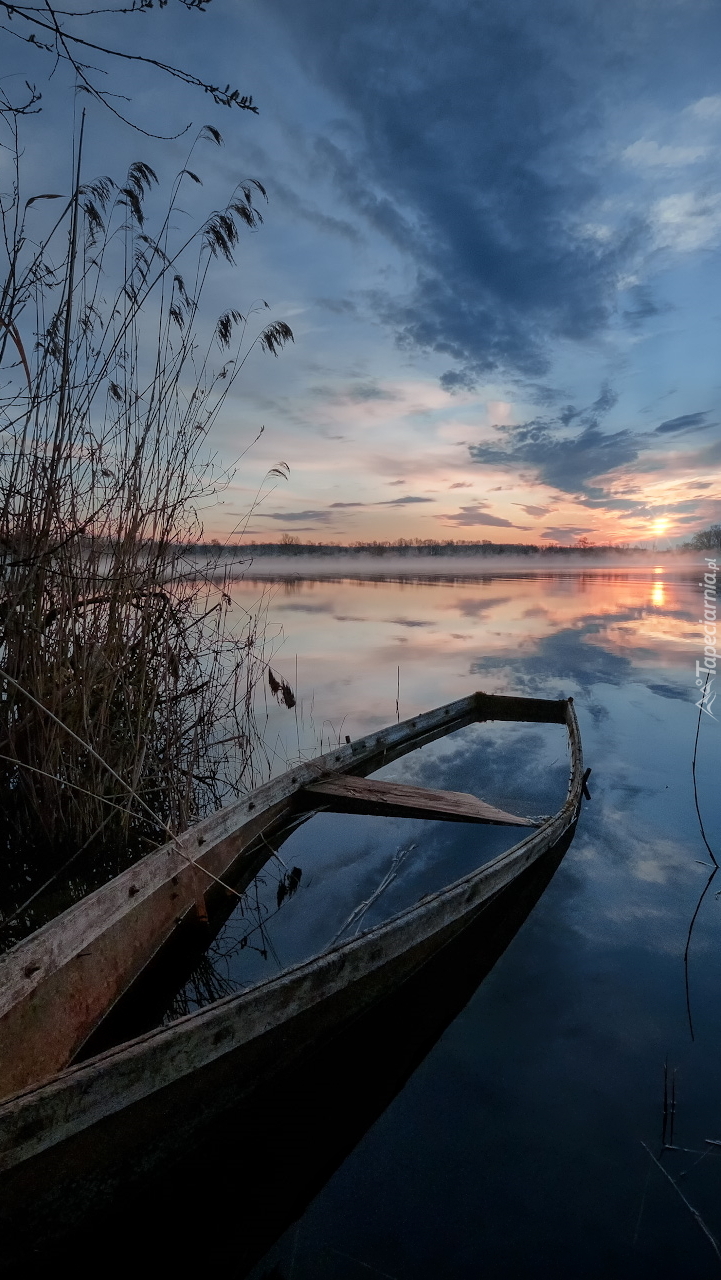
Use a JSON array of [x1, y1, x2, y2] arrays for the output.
[[18, 565, 721, 1277], [238, 567, 699, 768], [229, 565, 721, 1278]]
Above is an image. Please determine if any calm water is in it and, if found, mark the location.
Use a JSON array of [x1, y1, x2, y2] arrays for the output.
[[214, 564, 721, 1280]]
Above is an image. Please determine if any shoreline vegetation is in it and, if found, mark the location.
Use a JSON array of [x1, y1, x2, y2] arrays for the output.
[[0, 126, 292, 946]]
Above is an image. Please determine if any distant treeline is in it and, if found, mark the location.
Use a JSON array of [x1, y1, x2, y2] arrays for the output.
[[190, 537, 659, 558], [185, 524, 721, 558]]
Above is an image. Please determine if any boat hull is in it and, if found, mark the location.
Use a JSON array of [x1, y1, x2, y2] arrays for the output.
[[0, 826, 577, 1265], [0, 691, 584, 1259]]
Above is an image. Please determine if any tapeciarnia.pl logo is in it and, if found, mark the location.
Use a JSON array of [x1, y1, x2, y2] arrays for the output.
[[695, 556, 717, 718]]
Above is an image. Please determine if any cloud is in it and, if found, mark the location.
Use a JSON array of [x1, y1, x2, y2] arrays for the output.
[[688, 95, 721, 121], [271, 177, 362, 242], [386, 617, 434, 628], [380, 495, 434, 506], [316, 297, 357, 314], [622, 285, 667, 329], [513, 503, 550, 517], [335, 495, 435, 507], [308, 379, 398, 403], [622, 139, 707, 168], [261, 509, 335, 522], [440, 367, 480, 394], [450, 481, 473, 489], [634, 434, 721, 477], [467, 384, 712, 503], [346, 382, 399, 402], [273, 0, 653, 389], [470, 419, 639, 494], [542, 526, 596, 542], [454, 596, 512, 618], [440, 504, 526, 529], [651, 191, 721, 253], [654, 411, 711, 434], [264, 495, 435, 523]]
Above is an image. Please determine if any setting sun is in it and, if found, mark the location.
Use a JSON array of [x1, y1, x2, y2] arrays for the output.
[[652, 518, 670, 537]]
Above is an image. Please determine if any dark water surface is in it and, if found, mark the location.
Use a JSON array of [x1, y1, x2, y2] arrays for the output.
[[19, 566, 720, 1278], [221, 566, 721, 1280]]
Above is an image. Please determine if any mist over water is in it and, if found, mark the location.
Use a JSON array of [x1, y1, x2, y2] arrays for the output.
[[233, 551, 703, 584], [231, 564, 721, 1279]]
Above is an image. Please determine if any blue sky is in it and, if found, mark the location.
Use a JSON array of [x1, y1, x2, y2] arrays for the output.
[[2, 0, 721, 544]]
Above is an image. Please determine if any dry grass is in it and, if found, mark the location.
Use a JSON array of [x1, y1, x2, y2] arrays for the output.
[[0, 114, 292, 935]]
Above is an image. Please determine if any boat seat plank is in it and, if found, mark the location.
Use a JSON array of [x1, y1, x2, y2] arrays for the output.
[[302, 776, 537, 827]]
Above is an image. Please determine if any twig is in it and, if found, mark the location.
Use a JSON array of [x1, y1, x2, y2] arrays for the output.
[[326, 1248, 399, 1279], [329, 842, 417, 945], [641, 1142, 721, 1265], [692, 674, 718, 867], [662, 1058, 669, 1148], [632, 1165, 653, 1248], [684, 675, 720, 1038]]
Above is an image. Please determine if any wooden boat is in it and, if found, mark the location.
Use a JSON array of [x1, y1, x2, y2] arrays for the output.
[[0, 691, 584, 1242], [19, 835, 577, 1271]]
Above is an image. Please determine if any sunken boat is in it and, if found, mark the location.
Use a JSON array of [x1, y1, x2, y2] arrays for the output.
[[0, 691, 585, 1248]]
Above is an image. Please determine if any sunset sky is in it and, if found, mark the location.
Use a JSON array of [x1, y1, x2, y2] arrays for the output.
[[3, 0, 721, 545]]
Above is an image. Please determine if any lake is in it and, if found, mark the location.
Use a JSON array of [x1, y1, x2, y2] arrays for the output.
[[220, 562, 721, 1280], [20, 561, 720, 1277]]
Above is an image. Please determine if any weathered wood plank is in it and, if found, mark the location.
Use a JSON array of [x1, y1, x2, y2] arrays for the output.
[[303, 776, 537, 826]]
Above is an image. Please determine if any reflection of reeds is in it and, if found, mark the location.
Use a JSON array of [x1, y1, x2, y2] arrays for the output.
[[164, 954, 240, 1020], [634, 682, 721, 1266], [0, 120, 292, 936], [162, 847, 305, 1022], [635, 1067, 721, 1266], [684, 672, 719, 1040], [640, 1141, 721, 1265]]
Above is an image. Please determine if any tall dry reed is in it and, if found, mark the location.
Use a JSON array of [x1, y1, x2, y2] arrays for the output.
[[0, 113, 292, 931]]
